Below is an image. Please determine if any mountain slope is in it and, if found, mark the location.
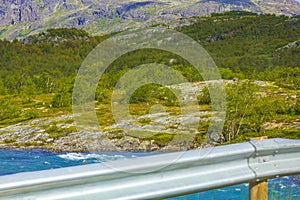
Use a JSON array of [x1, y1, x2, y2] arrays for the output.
[[0, 0, 300, 40]]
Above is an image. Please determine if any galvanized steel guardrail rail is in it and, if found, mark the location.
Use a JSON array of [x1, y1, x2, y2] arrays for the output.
[[0, 138, 299, 200]]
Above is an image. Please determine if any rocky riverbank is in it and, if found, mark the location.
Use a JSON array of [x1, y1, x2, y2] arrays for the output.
[[1, 109, 298, 153], [0, 111, 213, 153], [0, 81, 211, 152], [1, 80, 298, 152]]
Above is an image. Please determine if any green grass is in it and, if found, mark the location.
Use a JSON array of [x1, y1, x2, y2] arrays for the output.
[[134, 117, 152, 126], [43, 122, 76, 139], [96, 104, 115, 128], [15, 141, 44, 147], [148, 132, 175, 147], [48, 132, 67, 139], [127, 130, 158, 139], [127, 130, 200, 147], [222, 129, 300, 145], [0, 94, 72, 127], [105, 128, 124, 139], [3, 137, 17, 144]]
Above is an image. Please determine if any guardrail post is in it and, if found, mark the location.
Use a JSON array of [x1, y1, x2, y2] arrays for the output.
[[249, 136, 268, 200], [249, 180, 268, 200]]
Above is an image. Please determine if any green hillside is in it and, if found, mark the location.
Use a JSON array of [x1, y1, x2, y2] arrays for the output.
[[0, 12, 299, 147]]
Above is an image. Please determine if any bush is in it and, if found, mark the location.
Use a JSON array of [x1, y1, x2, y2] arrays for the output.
[[3, 137, 16, 143], [51, 92, 72, 108], [293, 95, 300, 115], [25, 110, 39, 119], [0, 97, 21, 121], [197, 87, 211, 105]]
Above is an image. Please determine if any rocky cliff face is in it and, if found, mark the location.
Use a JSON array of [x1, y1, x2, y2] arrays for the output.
[[0, 0, 299, 39]]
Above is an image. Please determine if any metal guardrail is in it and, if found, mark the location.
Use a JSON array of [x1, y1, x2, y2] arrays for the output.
[[0, 138, 299, 200]]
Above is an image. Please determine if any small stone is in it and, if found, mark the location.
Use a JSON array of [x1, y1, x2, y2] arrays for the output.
[[46, 138, 54, 143]]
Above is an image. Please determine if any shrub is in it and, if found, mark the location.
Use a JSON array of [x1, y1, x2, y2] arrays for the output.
[[197, 87, 211, 105], [0, 97, 21, 121], [51, 92, 71, 108]]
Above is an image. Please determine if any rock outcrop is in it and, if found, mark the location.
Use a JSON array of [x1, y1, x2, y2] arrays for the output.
[[0, 0, 299, 39]]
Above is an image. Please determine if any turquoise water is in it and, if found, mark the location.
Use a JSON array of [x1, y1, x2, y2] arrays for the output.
[[0, 150, 299, 199]]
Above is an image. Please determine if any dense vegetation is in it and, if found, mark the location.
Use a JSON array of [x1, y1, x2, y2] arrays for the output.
[[0, 11, 299, 145]]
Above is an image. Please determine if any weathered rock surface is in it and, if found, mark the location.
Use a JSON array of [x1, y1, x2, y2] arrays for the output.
[[0, 111, 209, 152], [0, 0, 300, 40]]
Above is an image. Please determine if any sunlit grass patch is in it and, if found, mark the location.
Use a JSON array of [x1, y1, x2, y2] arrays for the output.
[[96, 103, 115, 128], [134, 117, 152, 126]]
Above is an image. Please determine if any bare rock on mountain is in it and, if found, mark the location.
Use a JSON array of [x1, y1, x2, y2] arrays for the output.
[[0, 0, 299, 39]]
